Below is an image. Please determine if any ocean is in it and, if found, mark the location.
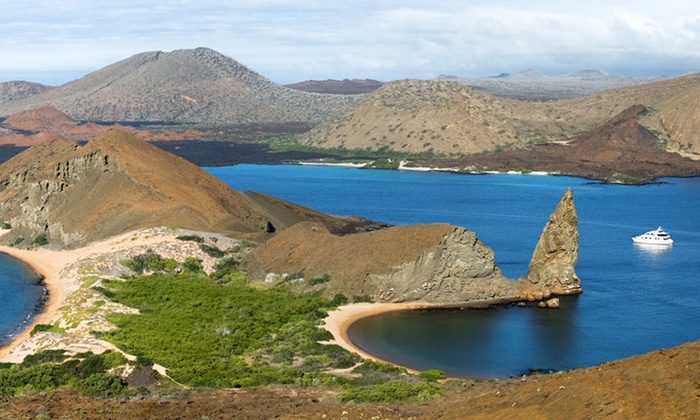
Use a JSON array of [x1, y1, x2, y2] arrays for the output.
[[206, 164, 700, 378], [0, 253, 44, 346], [3, 164, 698, 378]]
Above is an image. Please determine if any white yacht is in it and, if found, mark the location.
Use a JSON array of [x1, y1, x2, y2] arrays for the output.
[[632, 227, 674, 245]]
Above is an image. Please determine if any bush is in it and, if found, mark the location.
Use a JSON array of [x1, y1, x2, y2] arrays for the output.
[[32, 233, 48, 246], [352, 295, 373, 303], [200, 244, 225, 258], [419, 369, 447, 382], [339, 381, 442, 403], [176, 235, 204, 243], [182, 257, 204, 273], [331, 293, 349, 306], [308, 274, 331, 286]]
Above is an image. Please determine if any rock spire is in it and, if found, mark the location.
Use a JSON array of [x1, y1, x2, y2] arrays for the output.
[[525, 188, 582, 296]]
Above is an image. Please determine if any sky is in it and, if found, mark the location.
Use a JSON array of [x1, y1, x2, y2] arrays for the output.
[[1, 0, 699, 86]]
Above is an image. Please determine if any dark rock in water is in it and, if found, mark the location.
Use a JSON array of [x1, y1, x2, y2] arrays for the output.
[[525, 188, 582, 297]]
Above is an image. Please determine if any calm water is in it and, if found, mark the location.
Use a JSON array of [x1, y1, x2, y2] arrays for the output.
[[207, 164, 700, 378], [0, 253, 44, 346]]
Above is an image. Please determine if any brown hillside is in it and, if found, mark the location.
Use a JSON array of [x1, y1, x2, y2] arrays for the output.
[[427, 105, 700, 182], [2, 105, 75, 131], [0, 130, 369, 248], [0, 106, 202, 145], [0, 48, 358, 124], [301, 73, 700, 156], [640, 78, 700, 155]]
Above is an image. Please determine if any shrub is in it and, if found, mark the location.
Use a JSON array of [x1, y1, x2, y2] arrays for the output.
[[176, 235, 204, 243], [200, 244, 225, 258], [339, 381, 442, 403], [331, 293, 349, 306], [182, 257, 204, 273], [419, 369, 447, 382], [32, 233, 49, 246], [308, 274, 331, 286], [352, 295, 373, 303]]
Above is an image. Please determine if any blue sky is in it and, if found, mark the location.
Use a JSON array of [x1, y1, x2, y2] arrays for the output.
[[1, 1, 698, 85]]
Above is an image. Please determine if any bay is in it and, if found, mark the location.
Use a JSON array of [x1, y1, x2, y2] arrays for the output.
[[207, 164, 700, 378], [0, 253, 44, 346]]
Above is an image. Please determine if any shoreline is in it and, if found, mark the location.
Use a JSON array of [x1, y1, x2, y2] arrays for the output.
[[321, 298, 516, 373], [0, 246, 75, 362]]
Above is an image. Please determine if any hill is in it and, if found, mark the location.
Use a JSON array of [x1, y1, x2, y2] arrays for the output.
[[0, 106, 203, 146], [299, 73, 700, 157], [426, 104, 700, 182], [0, 130, 372, 248], [0, 48, 357, 124], [2, 105, 76, 131]]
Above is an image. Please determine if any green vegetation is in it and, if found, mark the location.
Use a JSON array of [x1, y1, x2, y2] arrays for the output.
[[3, 254, 448, 403], [11, 237, 24, 247], [609, 173, 645, 184], [1, 222, 10, 230], [31, 233, 49, 246], [30, 323, 66, 336], [97, 271, 350, 387], [175, 234, 204, 243], [271, 138, 436, 162], [120, 251, 179, 275], [0, 350, 129, 397], [308, 273, 331, 286], [366, 158, 400, 170], [199, 244, 226, 258]]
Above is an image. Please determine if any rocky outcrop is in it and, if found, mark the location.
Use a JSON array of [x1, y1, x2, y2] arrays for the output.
[[372, 227, 518, 303], [524, 188, 581, 297], [250, 188, 582, 306], [248, 222, 520, 305]]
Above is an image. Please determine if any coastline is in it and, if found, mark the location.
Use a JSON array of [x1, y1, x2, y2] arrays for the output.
[[0, 246, 75, 362], [321, 298, 516, 373]]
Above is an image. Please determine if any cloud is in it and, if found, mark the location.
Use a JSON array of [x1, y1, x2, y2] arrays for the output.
[[0, 0, 698, 85]]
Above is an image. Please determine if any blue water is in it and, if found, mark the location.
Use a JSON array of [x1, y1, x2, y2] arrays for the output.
[[0, 253, 45, 346], [207, 164, 700, 378]]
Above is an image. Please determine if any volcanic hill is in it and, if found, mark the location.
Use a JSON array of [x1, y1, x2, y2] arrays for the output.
[[0, 48, 357, 124], [0, 130, 372, 248], [299, 72, 700, 157]]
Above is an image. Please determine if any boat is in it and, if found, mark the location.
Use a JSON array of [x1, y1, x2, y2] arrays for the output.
[[632, 227, 674, 245]]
